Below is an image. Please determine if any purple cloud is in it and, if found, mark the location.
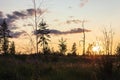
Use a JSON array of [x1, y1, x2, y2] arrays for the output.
[[0, 8, 47, 30], [10, 31, 27, 38], [50, 28, 91, 35], [80, 0, 89, 8]]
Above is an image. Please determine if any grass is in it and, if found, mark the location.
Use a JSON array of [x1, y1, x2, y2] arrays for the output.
[[0, 54, 120, 80]]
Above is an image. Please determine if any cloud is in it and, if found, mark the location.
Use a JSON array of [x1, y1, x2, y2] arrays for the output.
[[66, 19, 81, 24], [50, 28, 91, 35], [6, 8, 47, 23], [0, 11, 5, 25], [9, 27, 89, 38], [23, 23, 34, 27], [10, 31, 27, 38], [34, 28, 91, 35], [68, 6, 72, 9], [0, 18, 4, 24], [58, 19, 82, 25], [0, 8, 47, 38], [80, 0, 89, 8], [13, 11, 27, 19], [69, 16, 74, 18], [26, 8, 47, 16], [49, 29, 61, 34], [0, 11, 4, 18], [53, 19, 59, 22], [0, 14, 19, 30], [6, 14, 19, 24], [0, 8, 47, 30]]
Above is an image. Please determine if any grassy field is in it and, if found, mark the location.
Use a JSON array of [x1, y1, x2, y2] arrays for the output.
[[0, 54, 120, 80]]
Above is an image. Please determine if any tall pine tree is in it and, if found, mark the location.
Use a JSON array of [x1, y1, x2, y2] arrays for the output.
[[0, 19, 11, 54], [58, 38, 67, 55], [9, 41, 15, 55], [71, 42, 77, 55], [36, 19, 50, 54]]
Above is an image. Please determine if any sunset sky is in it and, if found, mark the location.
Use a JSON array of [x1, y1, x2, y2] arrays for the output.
[[0, 0, 120, 54]]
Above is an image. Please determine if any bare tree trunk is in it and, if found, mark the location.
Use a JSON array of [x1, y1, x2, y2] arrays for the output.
[[82, 20, 85, 56], [33, 0, 38, 54], [110, 28, 114, 55], [43, 34, 45, 54]]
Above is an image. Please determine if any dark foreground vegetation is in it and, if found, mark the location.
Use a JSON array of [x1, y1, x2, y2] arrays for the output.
[[0, 16, 120, 80], [0, 54, 120, 80]]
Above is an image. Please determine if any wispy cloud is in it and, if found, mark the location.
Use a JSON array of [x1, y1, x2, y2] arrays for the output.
[[0, 11, 5, 26], [6, 8, 47, 24], [0, 11, 4, 18], [58, 19, 82, 26], [80, 0, 89, 8], [50, 28, 91, 35], [69, 16, 74, 18], [66, 19, 81, 24], [68, 6, 72, 9], [10, 31, 27, 38], [13, 11, 27, 19], [53, 19, 59, 22], [23, 23, 34, 27], [13, 27, 91, 38], [26, 8, 47, 16], [0, 8, 47, 30], [0, 8, 47, 38]]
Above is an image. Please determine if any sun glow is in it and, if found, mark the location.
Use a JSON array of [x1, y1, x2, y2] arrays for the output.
[[92, 41, 104, 55], [92, 45, 100, 53]]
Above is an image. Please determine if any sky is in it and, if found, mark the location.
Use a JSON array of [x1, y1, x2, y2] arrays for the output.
[[0, 0, 120, 54]]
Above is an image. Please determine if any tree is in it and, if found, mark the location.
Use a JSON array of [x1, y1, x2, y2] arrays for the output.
[[0, 19, 11, 54], [102, 27, 114, 55], [82, 20, 86, 56], [37, 19, 50, 54], [71, 42, 77, 55], [9, 41, 15, 55], [43, 47, 51, 55], [33, 0, 38, 54], [58, 37, 67, 55], [116, 43, 120, 56], [86, 43, 93, 55], [32, 0, 45, 54]]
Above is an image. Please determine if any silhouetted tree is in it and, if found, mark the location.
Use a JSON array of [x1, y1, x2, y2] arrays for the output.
[[9, 41, 15, 55], [58, 37, 67, 55], [102, 27, 114, 55], [86, 43, 93, 55], [44, 46, 51, 55], [115, 43, 120, 79], [71, 42, 77, 55], [82, 20, 86, 56], [33, 0, 38, 54], [116, 43, 120, 63], [116, 43, 120, 56], [96, 27, 115, 80], [0, 19, 11, 54], [37, 19, 50, 54], [32, 0, 45, 54]]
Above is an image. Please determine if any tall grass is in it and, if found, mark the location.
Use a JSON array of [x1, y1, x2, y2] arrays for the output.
[[0, 54, 120, 80]]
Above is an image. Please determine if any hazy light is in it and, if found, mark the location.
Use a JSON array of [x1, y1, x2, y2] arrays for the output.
[[92, 45, 100, 53]]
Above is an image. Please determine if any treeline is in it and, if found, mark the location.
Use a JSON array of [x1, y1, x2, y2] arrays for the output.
[[0, 19, 120, 56], [0, 19, 77, 56]]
